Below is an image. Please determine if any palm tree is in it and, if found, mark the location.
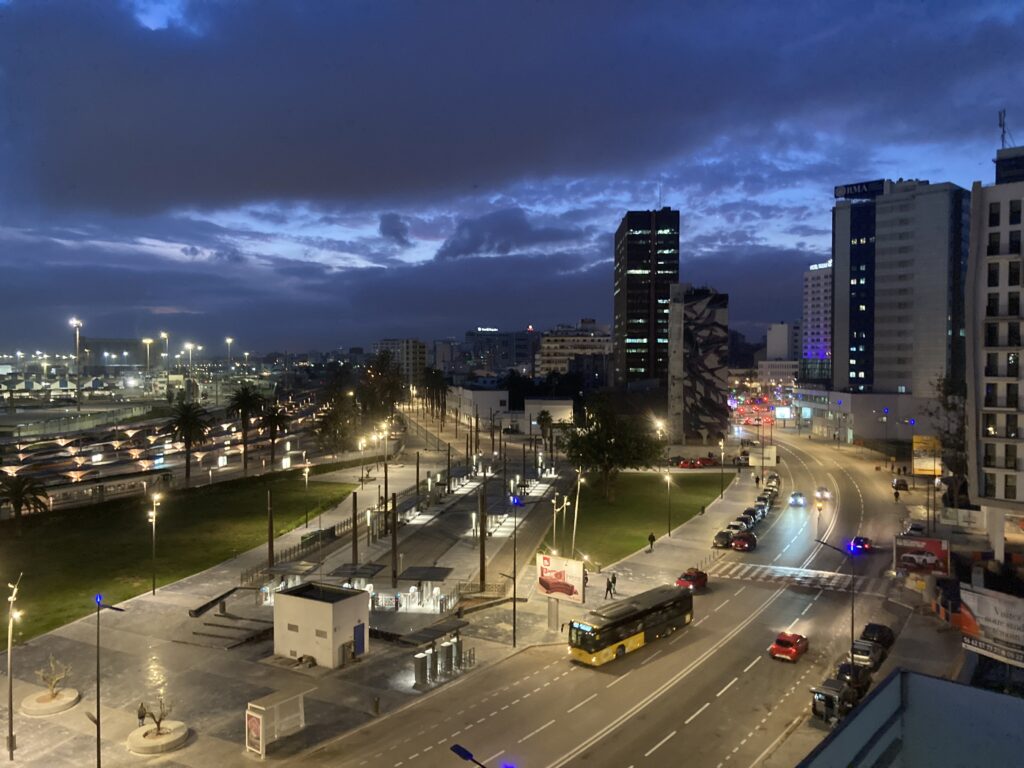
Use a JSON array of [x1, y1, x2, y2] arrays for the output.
[[260, 403, 291, 470], [166, 401, 211, 486], [536, 409, 553, 457], [0, 474, 49, 537], [227, 384, 265, 476]]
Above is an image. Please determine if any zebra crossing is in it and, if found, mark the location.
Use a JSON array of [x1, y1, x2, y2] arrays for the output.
[[706, 560, 891, 598]]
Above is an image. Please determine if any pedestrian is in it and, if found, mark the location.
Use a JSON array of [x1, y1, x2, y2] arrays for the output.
[[611, 572, 617, 595], [903, 465, 908, 476], [583, 568, 589, 587], [755, 475, 761, 488], [604, 577, 613, 599], [647, 532, 656, 552], [894, 490, 900, 503], [137, 702, 147, 728], [700, 505, 706, 516]]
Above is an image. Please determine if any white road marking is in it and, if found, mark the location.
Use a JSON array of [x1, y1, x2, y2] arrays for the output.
[[518, 719, 556, 743], [772, 554, 782, 563], [423, 746, 433, 753], [606, 671, 631, 688], [483, 751, 505, 764], [641, 649, 662, 665], [685, 702, 710, 724], [801, 604, 811, 615], [734, 586, 746, 596], [716, 677, 739, 697], [743, 657, 761, 673], [714, 599, 731, 612], [644, 730, 677, 757], [785, 618, 799, 631], [567, 693, 597, 714]]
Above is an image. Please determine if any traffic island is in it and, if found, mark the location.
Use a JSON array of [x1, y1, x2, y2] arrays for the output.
[[20, 687, 80, 717], [126, 720, 189, 755]]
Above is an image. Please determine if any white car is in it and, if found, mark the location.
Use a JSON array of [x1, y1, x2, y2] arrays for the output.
[[900, 550, 939, 567], [814, 486, 831, 500]]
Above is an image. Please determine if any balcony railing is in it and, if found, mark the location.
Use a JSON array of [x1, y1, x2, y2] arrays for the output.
[[983, 456, 1020, 470]]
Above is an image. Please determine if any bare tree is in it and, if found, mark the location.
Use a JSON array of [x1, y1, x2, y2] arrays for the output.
[[924, 376, 968, 507], [34, 655, 71, 701], [144, 698, 174, 735]]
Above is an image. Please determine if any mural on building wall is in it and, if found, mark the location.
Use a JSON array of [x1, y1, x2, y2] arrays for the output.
[[677, 289, 730, 443]]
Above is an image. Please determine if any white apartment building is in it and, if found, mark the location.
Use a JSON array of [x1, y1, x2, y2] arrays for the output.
[[534, 320, 612, 376], [766, 322, 800, 361], [801, 260, 832, 362], [375, 338, 427, 387]]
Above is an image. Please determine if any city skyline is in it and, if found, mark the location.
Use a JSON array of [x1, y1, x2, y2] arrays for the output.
[[1, 1, 1021, 351]]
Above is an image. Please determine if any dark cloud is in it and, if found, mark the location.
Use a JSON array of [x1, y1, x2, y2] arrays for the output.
[[435, 208, 580, 260], [378, 213, 411, 248]]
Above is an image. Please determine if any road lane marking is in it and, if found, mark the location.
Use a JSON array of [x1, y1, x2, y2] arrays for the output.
[[567, 693, 597, 714], [644, 730, 677, 757], [483, 751, 505, 764], [717, 677, 738, 697], [640, 649, 662, 665], [518, 719, 556, 743], [772, 554, 781, 563], [423, 746, 432, 753], [734, 586, 746, 596], [714, 599, 731, 612], [695, 616, 709, 625], [782, 544, 791, 553], [606, 671, 632, 688], [785, 618, 799, 631], [812, 589, 823, 602], [684, 702, 710, 724], [743, 657, 761, 673], [800, 604, 811, 616]]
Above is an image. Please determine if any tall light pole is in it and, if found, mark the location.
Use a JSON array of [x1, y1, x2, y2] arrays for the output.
[[719, 438, 725, 498], [89, 595, 125, 768], [665, 473, 673, 537], [7, 573, 22, 762], [159, 331, 169, 369], [69, 318, 83, 413], [148, 495, 161, 596], [183, 343, 194, 401], [225, 337, 233, 367], [141, 338, 153, 373], [816, 539, 856, 667]]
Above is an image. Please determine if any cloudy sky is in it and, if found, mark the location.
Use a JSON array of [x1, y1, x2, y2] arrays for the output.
[[1, 0, 1021, 355]]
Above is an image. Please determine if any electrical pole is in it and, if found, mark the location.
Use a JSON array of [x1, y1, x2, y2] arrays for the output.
[[351, 492, 358, 565]]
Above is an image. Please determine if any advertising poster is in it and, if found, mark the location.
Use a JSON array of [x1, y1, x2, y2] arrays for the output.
[[912, 435, 942, 477], [959, 585, 1024, 668], [774, 406, 793, 420], [748, 445, 777, 467], [245, 710, 264, 756], [893, 536, 949, 574], [536, 553, 584, 604]]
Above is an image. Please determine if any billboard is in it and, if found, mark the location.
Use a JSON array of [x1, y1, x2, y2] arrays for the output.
[[801, 407, 813, 420], [774, 406, 793, 420], [893, 536, 950, 574], [912, 435, 942, 477], [245, 711, 265, 757], [748, 445, 777, 467], [959, 585, 1024, 669], [536, 553, 585, 604]]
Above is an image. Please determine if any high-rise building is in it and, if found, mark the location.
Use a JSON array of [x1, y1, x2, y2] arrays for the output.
[[375, 338, 427, 387], [801, 259, 832, 365], [462, 327, 539, 376], [535, 319, 612, 377], [966, 147, 1024, 563], [832, 179, 969, 395], [613, 207, 680, 386], [667, 284, 729, 444], [766, 322, 800, 361]]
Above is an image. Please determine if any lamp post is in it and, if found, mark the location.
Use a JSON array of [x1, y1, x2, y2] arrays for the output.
[[7, 574, 22, 762], [225, 337, 233, 367], [719, 438, 725, 498], [816, 539, 856, 667], [141, 338, 153, 373], [665, 473, 673, 537], [358, 438, 365, 484], [69, 318, 83, 413], [148, 495, 161, 596], [90, 595, 125, 768]]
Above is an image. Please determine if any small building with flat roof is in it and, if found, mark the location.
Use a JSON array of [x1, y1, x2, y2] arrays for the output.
[[273, 582, 370, 668]]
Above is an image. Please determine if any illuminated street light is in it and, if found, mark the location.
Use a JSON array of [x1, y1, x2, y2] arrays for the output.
[[148, 494, 161, 595], [225, 337, 234, 366], [69, 318, 83, 413], [7, 574, 22, 761], [141, 338, 153, 372]]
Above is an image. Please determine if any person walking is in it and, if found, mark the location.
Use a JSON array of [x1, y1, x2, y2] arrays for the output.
[[604, 577, 613, 599], [647, 532, 656, 552], [894, 490, 900, 503], [755, 475, 761, 488], [611, 572, 617, 595], [138, 702, 147, 728]]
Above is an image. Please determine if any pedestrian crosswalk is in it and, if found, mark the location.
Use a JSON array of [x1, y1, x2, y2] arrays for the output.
[[706, 560, 890, 598]]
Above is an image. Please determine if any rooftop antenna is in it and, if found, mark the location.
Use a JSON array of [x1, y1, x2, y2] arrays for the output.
[[999, 109, 1016, 149], [657, 182, 663, 208]]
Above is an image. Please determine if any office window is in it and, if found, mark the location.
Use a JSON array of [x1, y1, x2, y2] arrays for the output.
[[1012, 231, 1021, 255], [1013, 200, 1022, 226], [989, 232, 1001, 256], [984, 472, 996, 498], [1011, 293, 1021, 316], [990, 202, 1001, 227], [988, 294, 1000, 316], [1010, 352, 1020, 377], [1009, 414, 1019, 438], [315, 629, 327, 639], [987, 352, 999, 376], [1006, 475, 1017, 501], [1011, 323, 1022, 347], [1012, 261, 1022, 287], [986, 323, 999, 346], [989, 262, 1000, 287], [287, 623, 299, 632], [1008, 445, 1018, 471], [1009, 383, 1019, 409]]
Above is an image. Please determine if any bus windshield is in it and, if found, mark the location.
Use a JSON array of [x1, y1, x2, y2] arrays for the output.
[[569, 622, 600, 652]]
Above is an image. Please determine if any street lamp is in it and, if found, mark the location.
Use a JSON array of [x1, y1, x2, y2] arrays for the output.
[[816, 539, 857, 668], [358, 438, 366, 484], [148, 495, 161, 596], [225, 337, 233, 367], [7, 574, 22, 761], [69, 318, 83, 413], [89, 595, 125, 768], [141, 338, 153, 372], [719, 438, 725, 499], [159, 331, 169, 369], [665, 473, 673, 537]]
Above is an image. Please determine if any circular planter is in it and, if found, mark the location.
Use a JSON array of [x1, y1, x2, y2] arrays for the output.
[[21, 688, 80, 716], [127, 720, 189, 755]]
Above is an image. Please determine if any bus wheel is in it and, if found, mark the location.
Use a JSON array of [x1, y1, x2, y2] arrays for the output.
[[615, 646, 625, 660]]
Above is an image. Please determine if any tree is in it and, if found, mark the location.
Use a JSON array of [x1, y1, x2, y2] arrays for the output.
[[166, 402, 211, 486], [143, 698, 174, 736], [314, 392, 358, 455], [260, 403, 291, 470], [925, 376, 968, 507], [0, 474, 49, 536], [536, 409, 554, 458], [560, 401, 663, 500], [34, 654, 71, 700], [358, 351, 403, 421], [422, 367, 448, 422], [227, 384, 265, 476]]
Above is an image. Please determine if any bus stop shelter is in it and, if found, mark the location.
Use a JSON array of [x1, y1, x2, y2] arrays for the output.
[[245, 687, 315, 759]]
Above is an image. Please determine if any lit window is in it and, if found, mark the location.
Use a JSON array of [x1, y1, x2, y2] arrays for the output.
[[626, 269, 650, 275], [858, 372, 865, 378], [859, 304, 867, 311], [850, 279, 858, 285]]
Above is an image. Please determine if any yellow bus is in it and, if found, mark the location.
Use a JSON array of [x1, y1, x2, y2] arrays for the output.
[[568, 585, 694, 666]]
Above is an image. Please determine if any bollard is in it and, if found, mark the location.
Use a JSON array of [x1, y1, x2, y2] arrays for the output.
[[452, 636, 464, 669], [413, 653, 428, 688], [427, 647, 439, 681], [440, 641, 453, 675], [373, 696, 381, 716]]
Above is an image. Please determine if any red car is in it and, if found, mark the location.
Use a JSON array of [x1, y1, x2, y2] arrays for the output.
[[731, 531, 757, 551], [768, 632, 809, 662], [695, 456, 719, 467], [675, 568, 708, 590], [678, 458, 697, 468]]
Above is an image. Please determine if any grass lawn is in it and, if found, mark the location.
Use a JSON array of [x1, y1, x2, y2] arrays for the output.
[[550, 472, 724, 569], [0, 474, 355, 642]]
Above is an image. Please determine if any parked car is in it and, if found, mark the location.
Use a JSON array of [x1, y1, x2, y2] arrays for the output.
[[732, 517, 753, 532], [675, 568, 708, 590], [731, 531, 757, 551], [849, 536, 873, 553], [696, 456, 719, 467], [860, 623, 896, 649], [726, 521, 747, 535], [753, 501, 769, 518], [756, 494, 774, 509], [835, 662, 872, 699], [811, 678, 858, 718], [815, 486, 831, 500], [846, 639, 884, 670], [788, 491, 806, 506], [767, 472, 780, 484], [902, 521, 926, 536], [669, 455, 684, 466], [744, 505, 764, 522], [713, 530, 734, 548], [678, 458, 697, 468], [737, 513, 757, 529], [892, 477, 909, 491], [768, 632, 809, 662]]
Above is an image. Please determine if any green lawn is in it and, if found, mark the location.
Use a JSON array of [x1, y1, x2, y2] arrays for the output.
[[551, 472, 723, 568], [0, 474, 355, 642]]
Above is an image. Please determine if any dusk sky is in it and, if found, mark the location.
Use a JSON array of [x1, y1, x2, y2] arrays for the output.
[[1, 0, 1021, 355]]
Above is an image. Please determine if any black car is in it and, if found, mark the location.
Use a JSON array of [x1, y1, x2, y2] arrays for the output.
[[713, 530, 733, 548], [860, 623, 896, 649], [892, 477, 908, 491], [737, 513, 757, 528], [835, 662, 872, 700], [744, 505, 764, 522]]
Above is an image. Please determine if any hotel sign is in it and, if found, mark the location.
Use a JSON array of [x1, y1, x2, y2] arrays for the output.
[[834, 180, 885, 199]]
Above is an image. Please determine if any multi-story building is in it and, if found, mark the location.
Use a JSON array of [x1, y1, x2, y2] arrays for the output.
[[429, 338, 461, 374], [462, 327, 539, 376], [613, 207, 680, 387], [800, 259, 833, 384], [375, 338, 427, 387], [667, 284, 730, 444], [766, 322, 800, 361], [832, 179, 969, 395], [535, 319, 612, 377], [966, 146, 1024, 562]]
